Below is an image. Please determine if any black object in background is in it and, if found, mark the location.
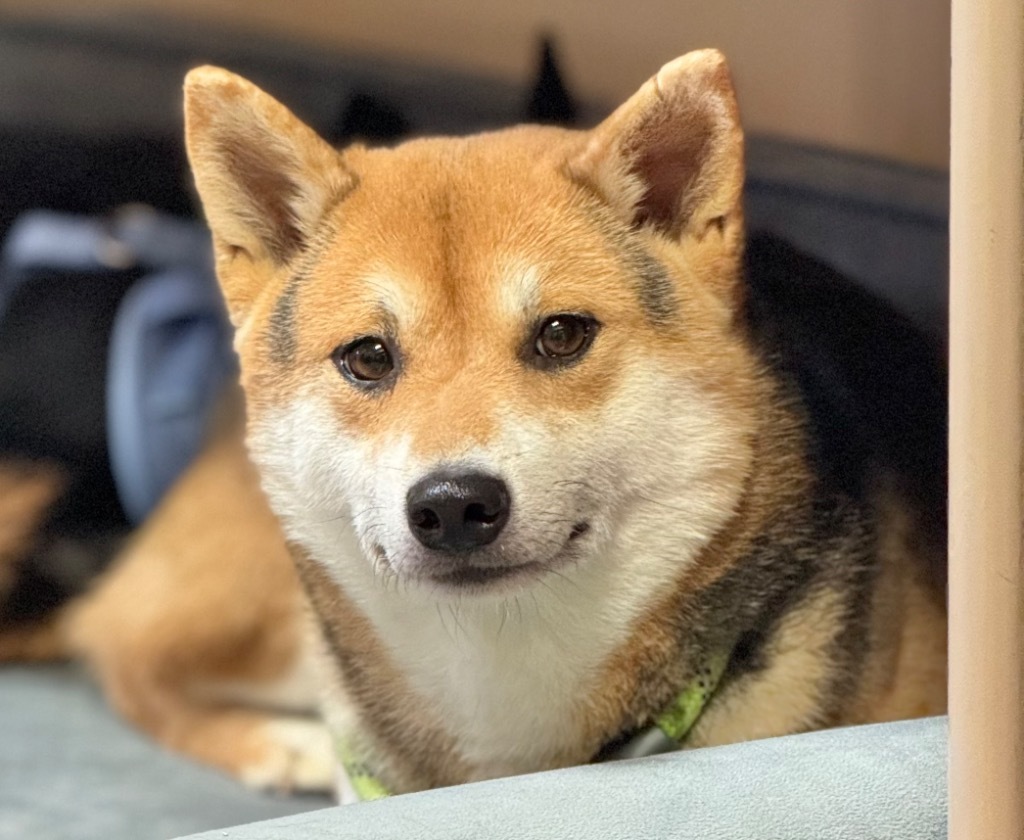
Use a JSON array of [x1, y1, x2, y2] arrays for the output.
[[0, 264, 139, 625], [328, 91, 412, 146], [525, 37, 578, 126], [0, 133, 193, 243]]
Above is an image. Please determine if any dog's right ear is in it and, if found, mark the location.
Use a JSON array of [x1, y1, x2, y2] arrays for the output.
[[569, 50, 743, 245], [184, 67, 356, 323]]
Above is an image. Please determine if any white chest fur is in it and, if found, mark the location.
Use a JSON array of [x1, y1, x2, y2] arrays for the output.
[[304, 519, 643, 779]]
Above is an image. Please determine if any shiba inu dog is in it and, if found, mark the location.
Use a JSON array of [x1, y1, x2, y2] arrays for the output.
[[180, 47, 948, 800], [181, 48, 948, 799], [4, 49, 946, 798], [11, 47, 942, 800]]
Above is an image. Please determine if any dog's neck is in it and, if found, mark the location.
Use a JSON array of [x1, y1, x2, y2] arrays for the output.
[[333, 643, 733, 801]]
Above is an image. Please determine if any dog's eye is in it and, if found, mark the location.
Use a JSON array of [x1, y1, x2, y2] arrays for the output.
[[333, 337, 394, 383], [533, 314, 598, 364]]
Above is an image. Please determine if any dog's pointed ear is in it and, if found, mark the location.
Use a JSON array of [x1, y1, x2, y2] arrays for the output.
[[184, 66, 356, 319], [570, 49, 743, 243]]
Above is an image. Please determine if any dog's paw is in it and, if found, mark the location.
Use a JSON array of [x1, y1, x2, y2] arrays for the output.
[[239, 717, 337, 794]]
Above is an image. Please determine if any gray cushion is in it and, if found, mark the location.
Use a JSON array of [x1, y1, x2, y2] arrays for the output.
[[177, 716, 947, 840], [745, 137, 948, 339], [0, 665, 331, 840], [0, 657, 947, 840]]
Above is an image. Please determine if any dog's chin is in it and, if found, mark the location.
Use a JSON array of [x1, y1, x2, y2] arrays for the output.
[[376, 522, 590, 597]]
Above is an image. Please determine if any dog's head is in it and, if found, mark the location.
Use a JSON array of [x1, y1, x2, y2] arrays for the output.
[[184, 51, 759, 601]]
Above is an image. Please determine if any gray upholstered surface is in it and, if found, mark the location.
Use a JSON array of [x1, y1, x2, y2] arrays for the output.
[[178, 716, 947, 840], [0, 665, 331, 840], [0, 667, 947, 840]]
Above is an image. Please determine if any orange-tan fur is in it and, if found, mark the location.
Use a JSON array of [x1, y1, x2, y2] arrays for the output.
[[0, 420, 335, 791]]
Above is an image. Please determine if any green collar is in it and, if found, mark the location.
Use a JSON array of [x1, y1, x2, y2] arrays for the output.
[[335, 735, 391, 802], [335, 651, 729, 802], [599, 649, 730, 762]]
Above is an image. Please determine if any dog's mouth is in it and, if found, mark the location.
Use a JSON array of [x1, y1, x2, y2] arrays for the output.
[[430, 562, 544, 588], [379, 521, 591, 594]]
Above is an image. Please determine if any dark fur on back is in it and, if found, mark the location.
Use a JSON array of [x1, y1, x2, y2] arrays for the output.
[[743, 233, 947, 586]]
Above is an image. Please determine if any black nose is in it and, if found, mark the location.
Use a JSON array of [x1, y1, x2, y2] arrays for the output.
[[406, 472, 511, 553]]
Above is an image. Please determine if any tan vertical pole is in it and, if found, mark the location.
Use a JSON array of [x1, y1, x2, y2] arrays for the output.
[[948, 0, 1024, 838]]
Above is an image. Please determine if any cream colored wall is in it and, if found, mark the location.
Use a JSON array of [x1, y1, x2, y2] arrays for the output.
[[4, 0, 950, 168]]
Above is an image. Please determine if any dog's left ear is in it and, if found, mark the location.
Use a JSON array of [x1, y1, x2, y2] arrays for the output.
[[570, 49, 743, 244], [184, 66, 356, 323]]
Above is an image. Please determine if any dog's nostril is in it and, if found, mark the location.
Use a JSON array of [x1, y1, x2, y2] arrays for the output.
[[465, 502, 502, 525], [569, 522, 590, 540], [412, 508, 442, 531]]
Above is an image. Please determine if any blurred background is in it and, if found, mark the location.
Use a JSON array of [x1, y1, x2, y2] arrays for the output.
[[0, 0, 952, 324], [1, 0, 949, 166]]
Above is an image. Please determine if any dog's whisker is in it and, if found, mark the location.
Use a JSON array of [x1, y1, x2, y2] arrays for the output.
[[635, 492, 693, 516], [434, 603, 456, 643], [496, 600, 509, 638]]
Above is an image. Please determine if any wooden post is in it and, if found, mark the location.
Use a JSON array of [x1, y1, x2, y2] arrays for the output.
[[948, 1, 1024, 838]]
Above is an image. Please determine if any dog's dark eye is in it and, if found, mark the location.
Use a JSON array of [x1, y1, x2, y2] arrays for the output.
[[334, 337, 394, 383], [534, 314, 598, 363]]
